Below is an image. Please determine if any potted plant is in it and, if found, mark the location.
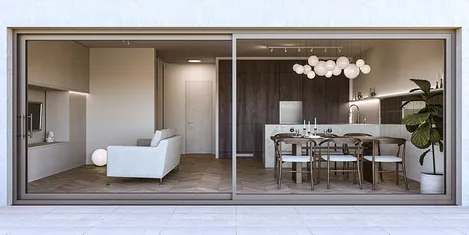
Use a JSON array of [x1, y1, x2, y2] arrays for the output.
[[401, 79, 444, 194]]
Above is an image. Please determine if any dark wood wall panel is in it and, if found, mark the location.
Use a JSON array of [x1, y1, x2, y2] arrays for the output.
[[218, 60, 349, 158], [380, 91, 444, 124]]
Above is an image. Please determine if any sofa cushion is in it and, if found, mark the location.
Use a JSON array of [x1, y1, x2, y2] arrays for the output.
[[150, 129, 177, 147]]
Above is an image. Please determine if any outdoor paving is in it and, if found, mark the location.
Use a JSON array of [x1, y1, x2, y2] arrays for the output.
[[1, 206, 469, 234]]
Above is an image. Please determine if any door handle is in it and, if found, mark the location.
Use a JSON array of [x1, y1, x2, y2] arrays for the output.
[[27, 115, 33, 138], [187, 121, 194, 124], [18, 115, 24, 139]]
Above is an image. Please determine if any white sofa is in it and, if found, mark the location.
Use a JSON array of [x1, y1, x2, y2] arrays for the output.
[[106, 129, 183, 183]]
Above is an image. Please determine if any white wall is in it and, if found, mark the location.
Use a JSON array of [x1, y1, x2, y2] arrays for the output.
[[353, 40, 445, 97], [87, 48, 155, 164], [1, 0, 469, 206], [27, 88, 46, 144], [163, 63, 216, 154]]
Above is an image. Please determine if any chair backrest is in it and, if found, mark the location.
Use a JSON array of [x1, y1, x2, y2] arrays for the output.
[[319, 137, 361, 155], [150, 129, 177, 147], [278, 137, 316, 146], [374, 137, 406, 145], [343, 133, 372, 137]]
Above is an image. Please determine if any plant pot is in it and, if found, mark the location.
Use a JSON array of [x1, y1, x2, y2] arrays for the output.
[[420, 172, 444, 194]]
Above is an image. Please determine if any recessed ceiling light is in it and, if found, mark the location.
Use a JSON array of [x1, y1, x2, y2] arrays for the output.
[[188, 59, 201, 63]]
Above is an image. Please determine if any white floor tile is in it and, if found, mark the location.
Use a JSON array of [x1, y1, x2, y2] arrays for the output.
[[417, 206, 469, 214], [237, 226, 312, 235], [112, 206, 176, 214], [300, 214, 376, 227], [0, 226, 17, 235], [25, 214, 108, 227], [237, 214, 305, 227], [355, 206, 422, 214], [97, 214, 171, 226], [0, 206, 56, 214], [425, 213, 469, 220], [363, 213, 436, 227], [296, 206, 360, 214], [381, 226, 464, 235], [165, 214, 236, 227], [174, 206, 236, 214], [8, 226, 91, 235], [237, 206, 297, 214], [308, 226, 388, 235], [0, 214, 42, 226], [160, 226, 237, 235], [50, 206, 117, 214], [455, 227, 469, 234], [85, 226, 163, 235]]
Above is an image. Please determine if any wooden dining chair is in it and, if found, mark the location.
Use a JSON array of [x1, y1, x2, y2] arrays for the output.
[[343, 133, 384, 181], [363, 137, 409, 190], [271, 133, 293, 179], [319, 137, 362, 189], [276, 138, 317, 190]]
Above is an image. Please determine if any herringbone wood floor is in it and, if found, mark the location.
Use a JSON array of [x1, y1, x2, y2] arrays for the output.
[[28, 154, 419, 194]]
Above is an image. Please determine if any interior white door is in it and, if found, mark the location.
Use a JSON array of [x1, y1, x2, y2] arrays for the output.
[[185, 81, 212, 154]]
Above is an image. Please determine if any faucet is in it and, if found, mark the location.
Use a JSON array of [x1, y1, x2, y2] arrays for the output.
[[349, 104, 360, 124]]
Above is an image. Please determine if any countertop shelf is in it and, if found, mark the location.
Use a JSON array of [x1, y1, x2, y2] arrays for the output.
[[349, 88, 444, 102], [28, 141, 68, 149]]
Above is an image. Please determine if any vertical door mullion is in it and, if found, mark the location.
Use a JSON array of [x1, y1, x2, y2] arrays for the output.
[[231, 35, 237, 199], [17, 36, 28, 200]]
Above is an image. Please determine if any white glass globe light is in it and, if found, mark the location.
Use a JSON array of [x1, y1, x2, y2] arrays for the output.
[[314, 61, 327, 76], [344, 64, 360, 79], [360, 64, 371, 74], [336, 56, 350, 69], [325, 60, 336, 71], [292, 63, 300, 71], [91, 149, 107, 167], [325, 71, 333, 78], [332, 66, 342, 76], [308, 55, 319, 67], [356, 59, 365, 68], [307, 71, 316, 79], [295, 65, 305, 74], [303, 65, 312, 74]]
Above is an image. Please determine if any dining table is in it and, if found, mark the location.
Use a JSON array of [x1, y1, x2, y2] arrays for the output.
[[275, 133, 382, 184]]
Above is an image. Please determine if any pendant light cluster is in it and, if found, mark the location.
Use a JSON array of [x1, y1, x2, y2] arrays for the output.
[[293, 54, 371, 80]]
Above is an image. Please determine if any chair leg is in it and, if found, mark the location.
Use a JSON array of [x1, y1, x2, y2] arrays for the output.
[[106, 176, 111, 186], [274, 156, 278, 179], [396, 163, 399, 185], [278, 163, 283, 189], [352, 162, 356, 184], [159, 178, 163, 185], [379, 163, 384, 181], [372, 161, 376, 190], [317, 157, 321, 184], [357, 159, 363, 189], [327, 160, 331, 189], [334, 162, 337, 175], [402, 162, 409, 190], [310, 160, 314, 191]]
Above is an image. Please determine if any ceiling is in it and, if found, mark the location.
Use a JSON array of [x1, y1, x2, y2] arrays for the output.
[[77, 39, 382, 63]]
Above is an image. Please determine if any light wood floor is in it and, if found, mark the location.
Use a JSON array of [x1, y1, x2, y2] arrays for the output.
[[28, 154, 420, 194]]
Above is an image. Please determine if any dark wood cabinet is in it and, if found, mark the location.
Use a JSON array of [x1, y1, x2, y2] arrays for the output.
[[218, 60, 349, 158]]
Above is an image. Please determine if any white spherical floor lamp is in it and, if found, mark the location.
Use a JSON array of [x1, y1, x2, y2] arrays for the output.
[[92, 149, 107, 167]]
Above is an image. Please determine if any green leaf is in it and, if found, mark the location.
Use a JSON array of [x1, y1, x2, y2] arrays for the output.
[[406, 124, 419, 133], [409, 88, 421, 93], [419, 149, 431, 166], [439, 141, 444, 152], [411, 122, 431, 149], [429, 93, 442, 99], [430, 128, 441, 143], [429, 105, 443, 117], [401, 98, 424, 109], [410, 79, 431, 95], [402, 112, 431, 125]]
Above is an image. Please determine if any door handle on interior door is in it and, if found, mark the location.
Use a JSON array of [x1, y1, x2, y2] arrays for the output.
[[187, 121, 194, 124]]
